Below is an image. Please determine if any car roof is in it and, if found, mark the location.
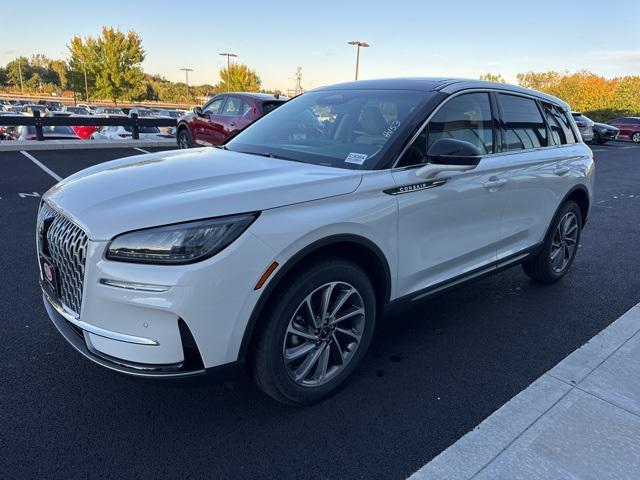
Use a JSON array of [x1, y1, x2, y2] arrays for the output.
[[312, 77, 569, 109], [218, 92, 288, 101]]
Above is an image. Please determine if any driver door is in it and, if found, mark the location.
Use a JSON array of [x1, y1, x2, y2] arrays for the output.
[[194, 96, 225, 146], [392, 92, 508, 298]]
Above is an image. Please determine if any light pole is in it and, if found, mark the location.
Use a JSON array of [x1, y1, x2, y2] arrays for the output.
[[17, 58, 24, 94], [180, 67, 193, 98], [347, 41, 369, 81], [218, 52, 237, 92]]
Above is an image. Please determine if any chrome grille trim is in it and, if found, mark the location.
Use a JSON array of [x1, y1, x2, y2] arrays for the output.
[[37, 202, 88, 315]]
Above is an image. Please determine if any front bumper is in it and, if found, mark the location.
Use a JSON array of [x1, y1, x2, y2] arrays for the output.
[[43, 291, 206, 377], [40, 226, 277, 376]]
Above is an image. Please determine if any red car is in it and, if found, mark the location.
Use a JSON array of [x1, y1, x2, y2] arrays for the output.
[[72, 124, 100, 140], [607, 117, 640, 143], [176, 92, 286, 148]]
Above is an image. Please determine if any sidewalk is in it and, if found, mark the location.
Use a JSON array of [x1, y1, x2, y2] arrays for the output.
[[409, 302, 640, 480], [0, 138, 176, 151]]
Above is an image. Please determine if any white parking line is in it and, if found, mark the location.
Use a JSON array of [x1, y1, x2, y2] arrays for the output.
[[19, 151, 62, 182], [133, 147, 151, 154]]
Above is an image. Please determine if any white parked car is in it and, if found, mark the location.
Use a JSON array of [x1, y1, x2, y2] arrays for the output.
[[20, 104, 48, 116], [38, 78, 594, 405], [90, 125, 164, 140]]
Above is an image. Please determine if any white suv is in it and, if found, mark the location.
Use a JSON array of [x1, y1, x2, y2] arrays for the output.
[[37, 78, 594, 405]]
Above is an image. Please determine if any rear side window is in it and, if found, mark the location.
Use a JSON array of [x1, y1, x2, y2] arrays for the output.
[[427, 92, 494, 154], [499, 94, 547, 150], [222, 97, 249, 116]]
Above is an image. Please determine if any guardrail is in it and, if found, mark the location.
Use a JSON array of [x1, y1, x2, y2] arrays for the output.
[[0, 110, 177, 141]]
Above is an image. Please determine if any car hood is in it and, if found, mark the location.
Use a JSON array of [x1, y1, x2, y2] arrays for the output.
[[44, 147, 362, 240], [594, 122, 619, 131]]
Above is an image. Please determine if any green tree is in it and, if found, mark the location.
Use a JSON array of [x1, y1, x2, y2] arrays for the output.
[[479, 73, 506, 83], [69, 27, 145, 104], [5, 57, 32, 89], [217, 63, 261, 92], [0, 66, 7, 86], [48, 59, 69, 89]]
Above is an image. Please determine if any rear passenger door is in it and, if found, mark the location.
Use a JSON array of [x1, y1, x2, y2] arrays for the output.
[[495, 94, 572, 261], [218, 96, 252, 141]]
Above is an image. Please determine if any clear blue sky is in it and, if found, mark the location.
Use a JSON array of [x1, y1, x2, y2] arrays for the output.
[[2, 0, 638, 91]]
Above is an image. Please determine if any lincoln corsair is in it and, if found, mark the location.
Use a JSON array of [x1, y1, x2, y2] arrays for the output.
[[37, 78, 594, 405]]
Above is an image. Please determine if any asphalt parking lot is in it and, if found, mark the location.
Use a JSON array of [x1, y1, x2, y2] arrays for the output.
[[2, 141, 640, 479]]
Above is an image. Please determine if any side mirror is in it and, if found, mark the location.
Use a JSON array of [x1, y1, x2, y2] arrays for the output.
[[416, 138, 482, 179], [193, 106, 203, 116]]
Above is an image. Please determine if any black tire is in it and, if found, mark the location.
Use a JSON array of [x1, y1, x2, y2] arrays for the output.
[[177, 128, 192, 149], [632, 132, 640, 144], [522, 200, 582, 283], [597, 138, 608, 145], [591, 131, 600, 145], [252, 258, 376, 405]]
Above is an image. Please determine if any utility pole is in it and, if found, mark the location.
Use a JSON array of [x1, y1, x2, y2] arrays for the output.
[[218, 52, 237, 92], [180, 67, 193, 98], [82, 60, 89, 102], [17, 58, 24, 94], [347, 41, 370, 81], [294, 66, 303, 96]]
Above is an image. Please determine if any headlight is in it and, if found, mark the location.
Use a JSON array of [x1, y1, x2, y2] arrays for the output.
[[106, 213, 259, 264]]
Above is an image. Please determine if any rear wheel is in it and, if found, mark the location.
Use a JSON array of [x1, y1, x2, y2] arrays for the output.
[[177, 128, 192, 149], [632, 132, 640, 143], [522, 201, 582, 283], [252, 258, 376, 405]]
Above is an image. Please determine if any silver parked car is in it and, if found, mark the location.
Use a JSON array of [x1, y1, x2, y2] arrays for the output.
[[571, 112, 595, 143]]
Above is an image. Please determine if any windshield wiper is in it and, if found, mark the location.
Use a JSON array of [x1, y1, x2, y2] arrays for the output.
[[242, 151, 303, 163]]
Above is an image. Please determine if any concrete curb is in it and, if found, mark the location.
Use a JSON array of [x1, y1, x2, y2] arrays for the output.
[[408, 302, 640, 479], [0, 139, 176, 152]]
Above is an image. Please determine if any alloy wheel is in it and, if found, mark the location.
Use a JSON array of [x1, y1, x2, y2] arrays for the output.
[[282, 281, 365, 387], [178, 132, 189, 149], [550, 212, 579, 273], [633, 132, 640, 143]]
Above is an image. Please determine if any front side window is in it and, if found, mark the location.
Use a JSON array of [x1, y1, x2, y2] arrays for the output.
[[499, 94, 547, 150], [398, 92, 494, 167], [226, 89, 432, 169], [204, 98, 224, 114]]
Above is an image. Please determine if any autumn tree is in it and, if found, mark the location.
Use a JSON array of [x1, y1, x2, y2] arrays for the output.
[[479, 73, 506, 83], [217, 63, 261, 92], [68, 27, 145, 104]]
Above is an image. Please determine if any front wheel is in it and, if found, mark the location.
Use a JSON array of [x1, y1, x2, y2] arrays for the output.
[[177, 128, 192, 149], [632, 132, 640, 143], [252, 258, 376, 405], [522, 201, 582, 283]]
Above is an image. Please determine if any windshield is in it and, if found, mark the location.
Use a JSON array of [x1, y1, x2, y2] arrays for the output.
[[226, 89, 432, 169], [28, 126, 75, 134]]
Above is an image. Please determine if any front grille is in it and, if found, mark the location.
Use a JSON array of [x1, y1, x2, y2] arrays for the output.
[[37, 202, 88, 314]]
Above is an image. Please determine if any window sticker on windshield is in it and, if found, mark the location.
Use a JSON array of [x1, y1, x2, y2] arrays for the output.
[[345, 153, 368, 165]]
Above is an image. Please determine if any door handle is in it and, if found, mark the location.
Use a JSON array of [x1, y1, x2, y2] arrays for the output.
[[554, 166, 570, 176], [483, 178, 507, 189], [230, 121, 236, 127]]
